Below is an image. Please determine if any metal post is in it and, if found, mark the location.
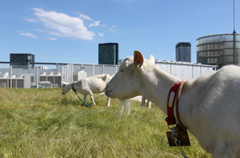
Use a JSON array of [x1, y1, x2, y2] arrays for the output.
[[72, 63, 73, 83], [102, 65, 104, 74], [233, 31, 236, 64], [170, 64, 172, 75], [61, 65, 64, 84], [233, 0, 236, 64], [233, 0, 235, 33], [36, 66, 38, 88], [56, 63, 58, 71], [192, 65, 194, 79], [10, 65, 12, 88], [65, 65, 67, 83]]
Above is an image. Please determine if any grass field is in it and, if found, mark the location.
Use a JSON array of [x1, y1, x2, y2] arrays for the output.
[[0, 88, 211, 158]]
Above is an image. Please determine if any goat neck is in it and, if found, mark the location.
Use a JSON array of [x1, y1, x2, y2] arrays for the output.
[[139, 62, 180, 115]]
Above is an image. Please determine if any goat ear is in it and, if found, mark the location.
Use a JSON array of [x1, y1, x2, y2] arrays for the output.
[[148, 54, 155, 64], [102, 75, 107, 81], [134, 50, 144, 70]]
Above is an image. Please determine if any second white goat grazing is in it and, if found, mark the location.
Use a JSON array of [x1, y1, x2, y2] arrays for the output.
[[105, 50, 240, 158], [62, 74, 112, 106], [140, 96, 151, 108]]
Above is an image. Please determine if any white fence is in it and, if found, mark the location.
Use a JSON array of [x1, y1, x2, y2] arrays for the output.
[[61, 64, 119, 83], [155, 60, 216, 80], [0, 61, 216, 88]]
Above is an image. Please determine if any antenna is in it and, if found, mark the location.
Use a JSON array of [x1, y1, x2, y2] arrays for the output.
[[233, 0, 236, 33]]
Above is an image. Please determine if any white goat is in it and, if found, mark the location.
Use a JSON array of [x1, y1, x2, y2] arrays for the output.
[[105, 50, 240, 158], [62, 74, 112, 106], [140, 54, 155, 108]]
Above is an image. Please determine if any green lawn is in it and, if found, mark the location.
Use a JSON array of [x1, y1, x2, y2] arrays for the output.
[[0, 88, 210, 158]]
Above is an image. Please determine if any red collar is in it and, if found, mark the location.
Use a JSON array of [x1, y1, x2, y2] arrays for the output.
[[166, 81, 186, 129]]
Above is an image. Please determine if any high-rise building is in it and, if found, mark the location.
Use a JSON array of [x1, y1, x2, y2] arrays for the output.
[[98, 43, 118, 65], [197, 33, 240, 68], [176, 42, 191, 62], [10, 53, 35, 68]]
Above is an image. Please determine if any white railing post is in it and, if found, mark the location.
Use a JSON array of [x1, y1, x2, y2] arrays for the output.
[[36, 66, 39, 88], [72, 63, 73, 83], [10, 65, 12, 88], [102, 65, 104, 74], [65, 65, 67, 83]]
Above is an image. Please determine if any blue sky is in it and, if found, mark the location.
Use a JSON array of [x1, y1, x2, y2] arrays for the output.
[[0, 0, 239, 66]]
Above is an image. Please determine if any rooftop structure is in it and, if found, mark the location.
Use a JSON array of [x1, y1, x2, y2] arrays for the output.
[[98, 43, 119, 65], [10, 53, 35, 68], [197, 32, 240, 68], [176, 42, 191, 62]]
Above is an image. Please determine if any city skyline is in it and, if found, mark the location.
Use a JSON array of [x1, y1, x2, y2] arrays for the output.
[[0, 0, 239, 66]]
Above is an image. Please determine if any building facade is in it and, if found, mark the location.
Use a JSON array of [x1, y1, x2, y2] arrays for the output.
[[98, 43, 118, 65], [197, 32, 240, 68], [10, 53, 35, 68], [176, 42, 191, 62]]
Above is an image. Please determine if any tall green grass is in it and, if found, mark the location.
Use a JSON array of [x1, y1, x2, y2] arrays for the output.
[[0, 88, 210, 158]]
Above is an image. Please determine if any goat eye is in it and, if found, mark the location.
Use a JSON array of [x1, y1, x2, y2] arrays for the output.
[[120, 70, 124, 72]]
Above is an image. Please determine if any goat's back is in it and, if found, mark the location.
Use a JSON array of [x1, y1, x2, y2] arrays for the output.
[[186, 65, 240, 151], [75, 74, 111, 93]]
